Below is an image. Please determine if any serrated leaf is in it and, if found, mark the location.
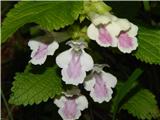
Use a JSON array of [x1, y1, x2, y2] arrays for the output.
[[134, 27, 160, 64], [9, 66, 62, 106], [2, 1, 83, 43], [112, 68, 143, 120], [122, 89, 160, 120]]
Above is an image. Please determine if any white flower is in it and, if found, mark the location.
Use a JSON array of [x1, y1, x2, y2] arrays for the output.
[[84, 64, 117, 103], [54, 95, 88, 120], [91, 12, 117, 26], [87, 12, 131, 47], [117, 23, 138, 53], [28, 40, 59, 65], [56, 41, 94, 85]]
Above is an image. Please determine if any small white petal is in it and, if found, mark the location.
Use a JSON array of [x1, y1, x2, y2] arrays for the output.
[[114, 18, 131, 32], [87, 24, 99, 41], [56, 48, 72, 68], [58, 109, 65, 119], [80, 50, 94, 71], [29, 55, 47, 65], [55, 96, 85, 120], [76, 96, 88, 111], [84, 71, 117, 103], [74, 111, 81, 120], [118, 36, 138, 53], [95, 40, 111, 47], [58, 108, 81, 120], [127, 23, 138, 37], [92, 14, 112, 26], [104, 88, 113, 102], [54, 96, 67, 108], [29, 40, 58, 65], [107, 22, 122, 37], [61, 67, 86, 85], [99, 23, 119, 47], [30, 49, 38, 58], [88, 18, 131, 48], [93, 25, 113, 47], [29, 42, 48, 65], [90, 86, 113, 103], [28, 40, 41, 51], [88, 23, 118, 48], [106, 19, 130, 39], [84, 77, 96, 91], [110, 37, 118, 47], [29, 41, 46, 58], [102, 71, 117, 88], [47, 41, 59, 55]]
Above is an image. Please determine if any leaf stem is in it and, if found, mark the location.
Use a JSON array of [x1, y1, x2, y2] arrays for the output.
[[1, 89, 14, 120]]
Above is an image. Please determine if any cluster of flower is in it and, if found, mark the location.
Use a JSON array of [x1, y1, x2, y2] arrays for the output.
[[87, 12, 138, 53], [28, 12, 138, 120]]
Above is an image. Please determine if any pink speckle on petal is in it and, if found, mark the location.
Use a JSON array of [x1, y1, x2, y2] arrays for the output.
[[63, 99, 77, 119], [33, 44, 48, 60], [94, 74, 107, 98], [98, 25, 112, 45], [118, 32, 133, 48], [67, 52, 82, 79]]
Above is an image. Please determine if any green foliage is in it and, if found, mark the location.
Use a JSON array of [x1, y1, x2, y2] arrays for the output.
[[9, 66, 62, 106], [84, 1, 112, 15], [1, 1, 83, 43], [112, 68, 143, 120], [134, 27, 160, 64], [122, 89, 160, 120]]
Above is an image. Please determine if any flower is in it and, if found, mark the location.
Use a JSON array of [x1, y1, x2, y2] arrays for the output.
[[56, 41, 94, 85], [87, 12, 131, 47], [84, 64, 117, 103], [54, 93, 88, 120], [28, 40, 59, 65], [117, 23, 138, 53]]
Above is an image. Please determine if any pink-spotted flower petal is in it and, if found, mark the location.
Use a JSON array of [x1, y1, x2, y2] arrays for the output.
[[87, 13, 131, 48], [54, 95, 88, 120], [28, 40, 59, 65], [56, 41, 94, 85], [117, 23, 138, 53], [84, 65, 117, 103]]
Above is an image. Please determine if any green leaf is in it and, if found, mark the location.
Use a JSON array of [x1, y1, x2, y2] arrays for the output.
[[9, 66, 62, 106], [134, 27, 160, 64], [2, 1, 83, 43], [112, 68, 143, 120], [122, 89, 160, 120]]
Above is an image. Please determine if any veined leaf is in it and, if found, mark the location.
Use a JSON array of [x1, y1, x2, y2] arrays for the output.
[[2, 1, 83, 43], [9, 66, 62, 106], [134, 27, 160, 64], [122, 89, 160, 120]]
